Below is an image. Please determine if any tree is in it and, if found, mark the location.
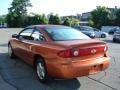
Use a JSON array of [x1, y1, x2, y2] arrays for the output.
[[70, 18, 80, 26], [24, 14, 48, 26], [90, 6, 112, 29], [115, 9, 120, 26], [40, 14, 48, 24], [49, 14, 61, 24], [88, 19, 94, 26], [62, 17, 71, 26], [62, 17, 80, 26], [0, 15, 6, 23], [7, 0, 32, 27]]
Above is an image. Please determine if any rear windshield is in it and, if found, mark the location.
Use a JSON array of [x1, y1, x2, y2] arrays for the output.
[[45, 27, 90, 41], [81, 26, 94, 31]]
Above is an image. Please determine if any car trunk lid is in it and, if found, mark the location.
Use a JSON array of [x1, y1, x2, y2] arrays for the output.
[[55, 39, 107, 60]]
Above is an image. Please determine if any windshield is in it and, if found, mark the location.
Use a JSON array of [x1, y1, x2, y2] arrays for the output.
[[115, 29, 120, 33], [45, 27, 90, 41], [81, 26, 94, 31]]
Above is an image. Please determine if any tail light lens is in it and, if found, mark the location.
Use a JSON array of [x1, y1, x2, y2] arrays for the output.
[[58, 50, 79, 58], [58, 45, 108, 58], [104, 45, 108, 52], [58, 50, 71, 58]]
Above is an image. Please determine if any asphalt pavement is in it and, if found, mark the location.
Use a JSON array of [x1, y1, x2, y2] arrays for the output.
[[0, 28, 120, 90]]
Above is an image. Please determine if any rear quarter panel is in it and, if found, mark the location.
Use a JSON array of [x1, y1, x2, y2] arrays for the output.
[[31, 42, 69, 64]]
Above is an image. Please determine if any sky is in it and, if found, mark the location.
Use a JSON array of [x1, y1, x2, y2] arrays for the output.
[[0, 0, 120, 16]]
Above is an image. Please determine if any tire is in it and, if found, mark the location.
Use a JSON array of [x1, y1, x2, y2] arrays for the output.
[[8, 43, 15, 58], [35, 58, 48, 83], [101, 34, 106, 38]]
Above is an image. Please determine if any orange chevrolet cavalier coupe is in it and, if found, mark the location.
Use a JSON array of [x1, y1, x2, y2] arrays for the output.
[[8, 25, 110, 82]]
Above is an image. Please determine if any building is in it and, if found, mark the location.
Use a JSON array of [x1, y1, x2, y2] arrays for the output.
[[76, 14, 82, 20], [80, 6, 118, 26], [61, 6, 118, 26], [79, 12, 91, 26], [108, 6, 118, 16], [81, 12, 91, 21], [61, 14, 81, 21]]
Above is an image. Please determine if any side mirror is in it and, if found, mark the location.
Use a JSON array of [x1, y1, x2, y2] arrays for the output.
[[12, 34, 18, 38]]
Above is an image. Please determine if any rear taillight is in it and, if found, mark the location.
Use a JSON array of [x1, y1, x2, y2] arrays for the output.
[[58, 45, 108, 58], [104, 45, 108, 52], [58, 50, 71, 58], [57, 49, 80, 58]]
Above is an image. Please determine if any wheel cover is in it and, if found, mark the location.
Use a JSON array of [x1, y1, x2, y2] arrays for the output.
[[37, 62, 45, 80], [8, 45, 12, 57], [102, 34, 105, 37]]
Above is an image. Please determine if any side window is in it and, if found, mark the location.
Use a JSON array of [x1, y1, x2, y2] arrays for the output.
[[32, 30, 45, 41], [19, 28, 34, 40]]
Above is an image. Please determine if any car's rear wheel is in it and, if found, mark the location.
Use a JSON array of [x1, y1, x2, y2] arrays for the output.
[[8, 44, 15, 58], [101, 34, 106, 38], [36, 58, 48, 83]]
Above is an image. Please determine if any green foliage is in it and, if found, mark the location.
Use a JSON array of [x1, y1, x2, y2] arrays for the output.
[[90, 6, 112, 28], [70, 18, 80, 26], [0, 15, 6, 23], [62, 18, 71, 26], [5, 0, 120, 28], [49, 14, 61, 24], [62, 17, 80, 26], [7, 0, 32, 27], [24, 14, 48, 26], [115, 9, 120, 26], [88, 19, 94, 26], [9, 0, 32, 15]]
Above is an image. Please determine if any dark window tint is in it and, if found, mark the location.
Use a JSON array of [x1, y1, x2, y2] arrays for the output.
[[45, 27, 90, 41]]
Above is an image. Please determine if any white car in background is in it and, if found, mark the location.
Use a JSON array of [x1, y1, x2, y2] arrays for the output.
[[94, 28, 109, 38], [74, 26, 108, 38], [113, 29, 120, 42]]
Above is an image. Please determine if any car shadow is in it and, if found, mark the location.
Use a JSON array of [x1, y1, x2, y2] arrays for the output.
[[46, 78, 80, 90], [0, 53, 81, 90]]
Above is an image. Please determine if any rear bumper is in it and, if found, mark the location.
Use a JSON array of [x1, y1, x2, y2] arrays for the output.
[[46, 57, 110, 79]]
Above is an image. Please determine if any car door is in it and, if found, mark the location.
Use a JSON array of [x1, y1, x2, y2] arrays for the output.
[[13, 28, 35, 61], [21, 28, 46, 65], [94, 31, 100, 37]]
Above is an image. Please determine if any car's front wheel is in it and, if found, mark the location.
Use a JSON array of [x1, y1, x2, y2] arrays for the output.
[[8, 43, 15, 58], [101, 34, 106, 38], [36, 58, 48, 83]]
